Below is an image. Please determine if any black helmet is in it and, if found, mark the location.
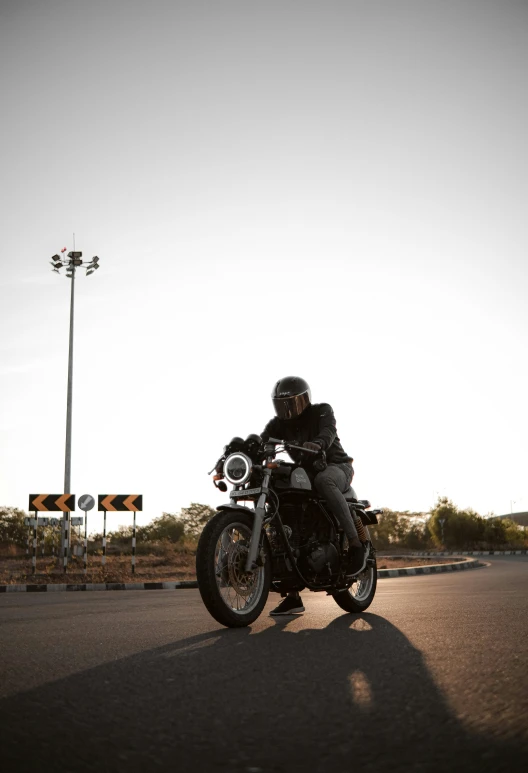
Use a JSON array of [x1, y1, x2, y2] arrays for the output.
[[272, 376, 311, 420]]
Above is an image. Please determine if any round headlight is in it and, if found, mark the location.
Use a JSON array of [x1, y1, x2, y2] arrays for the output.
[[224, 453, 252, 486]]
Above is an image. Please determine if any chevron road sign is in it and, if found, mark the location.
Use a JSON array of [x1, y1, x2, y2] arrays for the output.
[[97, 495, 143, 573], [28, 494, 75, 512], [98, 495, 142, 511], [28, 494, 76, 573]]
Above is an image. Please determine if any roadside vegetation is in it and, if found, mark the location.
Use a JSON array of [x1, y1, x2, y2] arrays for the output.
[[0, 498, 525, 583], [369, 497, 527, 552]]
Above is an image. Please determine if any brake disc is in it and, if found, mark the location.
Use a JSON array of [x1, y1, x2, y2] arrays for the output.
[[227, 543, 256, 598]]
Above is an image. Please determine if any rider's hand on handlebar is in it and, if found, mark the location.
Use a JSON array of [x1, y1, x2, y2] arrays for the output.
[[303, 441, 321, 453]]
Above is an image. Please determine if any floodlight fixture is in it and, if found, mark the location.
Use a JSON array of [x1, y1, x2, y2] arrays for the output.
[[86, 268, 94, 276], [51, 254, 61, 262], [92, 256, 99, 264], [68, 251, 82, 259]]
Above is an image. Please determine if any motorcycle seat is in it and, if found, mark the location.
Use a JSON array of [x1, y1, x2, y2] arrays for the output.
[[344, 489, 371, 508], [319, 488, 367, 506]]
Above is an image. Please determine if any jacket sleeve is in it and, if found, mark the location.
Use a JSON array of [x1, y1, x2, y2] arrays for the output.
[[313, 404, 338, 451], [261, 417, 279, 443]]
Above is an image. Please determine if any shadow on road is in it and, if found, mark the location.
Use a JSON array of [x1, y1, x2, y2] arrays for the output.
[[1, 611, 525, 772]]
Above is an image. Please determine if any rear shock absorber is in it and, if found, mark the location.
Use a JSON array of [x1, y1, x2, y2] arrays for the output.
[[352, 512, 367, 543]]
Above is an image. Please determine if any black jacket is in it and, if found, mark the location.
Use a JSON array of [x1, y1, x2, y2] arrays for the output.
[[261, 403, 352, 466]]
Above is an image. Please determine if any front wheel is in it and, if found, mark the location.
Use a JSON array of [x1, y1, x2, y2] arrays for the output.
[[196, 510, 271, 628], [332, 556, 377, 613]]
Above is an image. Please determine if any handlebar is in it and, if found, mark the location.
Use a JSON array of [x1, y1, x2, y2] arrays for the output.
[[210, 436, 326, 477], [266, 437, 321, 456], [285, 441, 319, 455], [265, 438, 327, 471]]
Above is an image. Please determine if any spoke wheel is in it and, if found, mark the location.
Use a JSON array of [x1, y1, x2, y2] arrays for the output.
[[197, 510, 271, 627], [349, 565, 376, 602], [215, 522, 265, 614], [332, 553, 377, 613]]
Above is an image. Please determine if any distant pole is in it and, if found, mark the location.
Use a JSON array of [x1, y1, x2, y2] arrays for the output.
[[439, 517, 446, 548], [63, 516, 69, 574], [83, 513, 88, 574], [102, 511, 107, 566], [132, 512, 136, 574], [32, 517, 37, 575]]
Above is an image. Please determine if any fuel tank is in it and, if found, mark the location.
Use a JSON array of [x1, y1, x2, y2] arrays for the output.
[[272, 466, 312, 491]]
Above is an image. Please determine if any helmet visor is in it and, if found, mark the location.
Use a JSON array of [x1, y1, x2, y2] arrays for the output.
[[272, 391, 310, 420]]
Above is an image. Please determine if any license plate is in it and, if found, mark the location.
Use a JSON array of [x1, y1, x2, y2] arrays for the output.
[[231, 487, 262, 498]]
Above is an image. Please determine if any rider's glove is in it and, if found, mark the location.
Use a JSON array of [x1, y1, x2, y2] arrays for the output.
[[303, 441, 321, 452]]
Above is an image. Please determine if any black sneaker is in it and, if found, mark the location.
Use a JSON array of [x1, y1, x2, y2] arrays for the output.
[[346, 545, 366, 575], [270, 595, 305, 615]]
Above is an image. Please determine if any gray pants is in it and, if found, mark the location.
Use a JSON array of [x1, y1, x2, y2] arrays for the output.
[[313, 463, 360, 545]]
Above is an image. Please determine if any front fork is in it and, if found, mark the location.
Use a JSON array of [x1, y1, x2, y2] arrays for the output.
[[244, 466, 272, 572]]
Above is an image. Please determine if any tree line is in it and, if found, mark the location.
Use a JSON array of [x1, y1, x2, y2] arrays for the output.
[[0, 498, 526, 554], [0, 503, 215, 555], [369, 497, 526, 551]]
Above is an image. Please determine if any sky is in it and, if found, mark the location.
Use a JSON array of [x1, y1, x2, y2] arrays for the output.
[[1, 0, 527, 534]]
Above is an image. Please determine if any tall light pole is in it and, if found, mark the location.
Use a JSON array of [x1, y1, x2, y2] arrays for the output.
[[50, 247, 100, 556]]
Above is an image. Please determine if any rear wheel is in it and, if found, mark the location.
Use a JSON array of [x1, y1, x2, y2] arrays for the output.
[[332, 554, 377, 613], [196, 510, 271, 628]]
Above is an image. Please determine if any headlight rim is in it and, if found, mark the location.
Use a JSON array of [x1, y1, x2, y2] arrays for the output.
[[224, 452, 252, 486]]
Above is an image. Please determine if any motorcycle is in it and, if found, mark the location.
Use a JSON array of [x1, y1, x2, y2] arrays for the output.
[[196, 434, 382, 628]]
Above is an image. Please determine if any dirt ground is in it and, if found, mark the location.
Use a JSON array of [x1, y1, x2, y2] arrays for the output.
[[0, 552, 464, 584]]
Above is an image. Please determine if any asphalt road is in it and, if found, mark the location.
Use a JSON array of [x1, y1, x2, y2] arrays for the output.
[[0, 555, 527, 773]]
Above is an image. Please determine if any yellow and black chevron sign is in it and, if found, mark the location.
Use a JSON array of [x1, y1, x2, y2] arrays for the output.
[[28, 494, 75, 512], [98, 494, 142, 512]]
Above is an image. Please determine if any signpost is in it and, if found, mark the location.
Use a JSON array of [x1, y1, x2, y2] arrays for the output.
[[24, 514, 80, 573], [98, 495, 143, 573], [24, 516, 64, 568], [24, 517, 38, 574], [78, 495, 95, 573], [28, 494, 75, 573]]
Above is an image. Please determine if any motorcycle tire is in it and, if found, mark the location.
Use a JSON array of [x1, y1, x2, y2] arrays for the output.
[[331, 558, 377, 613], [196, 509, 272, 628]]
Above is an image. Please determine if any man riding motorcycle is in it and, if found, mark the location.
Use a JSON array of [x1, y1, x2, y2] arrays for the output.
[[262, 376, 366, 615]]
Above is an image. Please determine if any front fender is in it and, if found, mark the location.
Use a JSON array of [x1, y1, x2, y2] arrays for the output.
[[217, 504, 255, 515], [216, 503, 268, 572]]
